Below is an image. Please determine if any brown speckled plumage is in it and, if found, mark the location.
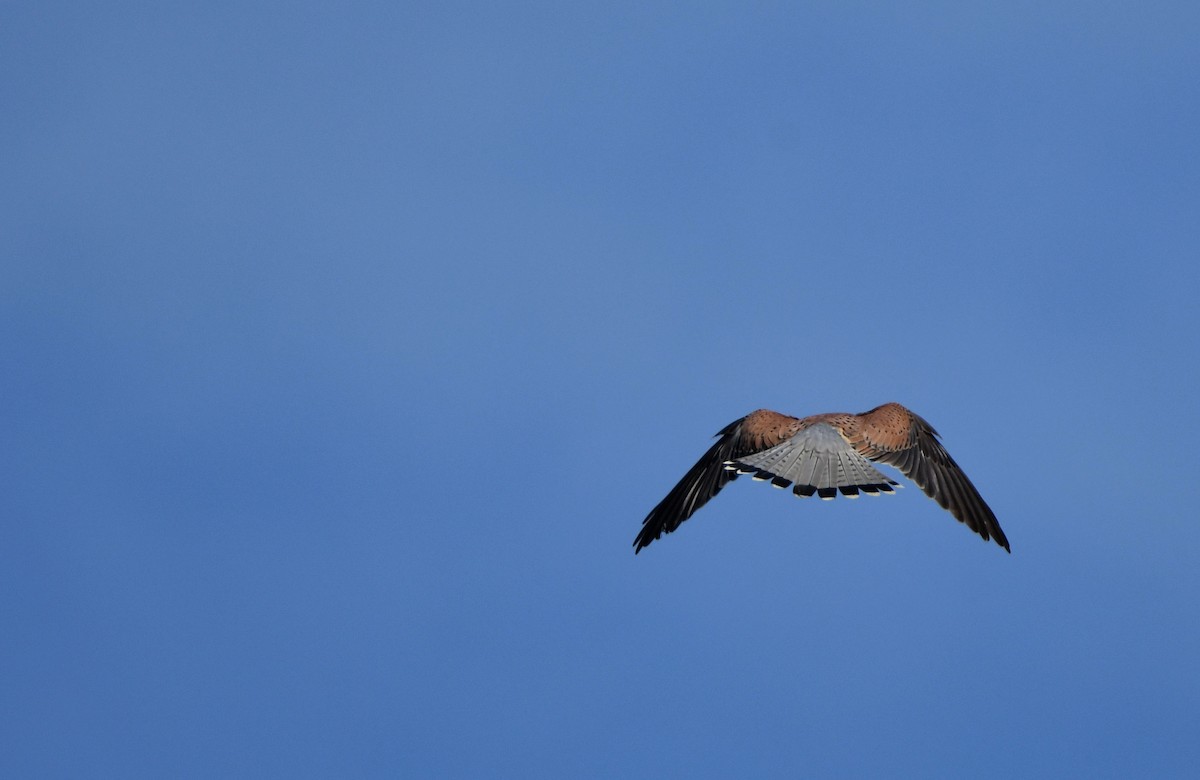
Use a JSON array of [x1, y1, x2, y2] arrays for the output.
[[633, 402, 1009, 554]]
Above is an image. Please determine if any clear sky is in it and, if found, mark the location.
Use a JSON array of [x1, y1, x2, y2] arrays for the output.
[[4, 2, 1199, 777]]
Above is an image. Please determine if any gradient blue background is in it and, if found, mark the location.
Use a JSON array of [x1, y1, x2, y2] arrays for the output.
[[4, 2, 1199, 777]]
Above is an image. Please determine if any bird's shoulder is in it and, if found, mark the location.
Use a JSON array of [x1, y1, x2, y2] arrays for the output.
[[843, 402, 929, 452], [736, 409, 805, 451]]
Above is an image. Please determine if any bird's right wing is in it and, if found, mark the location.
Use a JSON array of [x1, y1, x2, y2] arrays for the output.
[[856, 408, 1010, 551]]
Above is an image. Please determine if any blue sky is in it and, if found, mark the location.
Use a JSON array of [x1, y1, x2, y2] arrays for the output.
[[3, 2, 1199, 777]]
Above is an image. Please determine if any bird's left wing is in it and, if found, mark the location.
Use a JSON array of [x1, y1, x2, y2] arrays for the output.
[[633, 410, 797, 553]]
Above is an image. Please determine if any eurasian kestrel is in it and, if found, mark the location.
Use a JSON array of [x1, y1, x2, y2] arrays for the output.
[[634, 402, 1009, 553]]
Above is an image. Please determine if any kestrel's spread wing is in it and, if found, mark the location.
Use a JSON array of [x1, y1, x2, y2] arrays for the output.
[[633, 403, 1009, 553]]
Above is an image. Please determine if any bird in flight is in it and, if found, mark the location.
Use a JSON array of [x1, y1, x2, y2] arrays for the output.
[[633, 402, 1009, 553]]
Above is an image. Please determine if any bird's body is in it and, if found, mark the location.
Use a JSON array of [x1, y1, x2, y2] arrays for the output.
[[633, 402, 1009, 553]]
